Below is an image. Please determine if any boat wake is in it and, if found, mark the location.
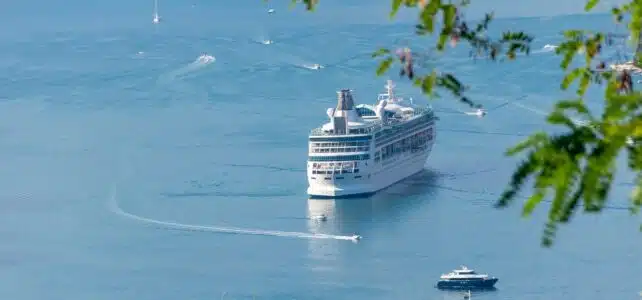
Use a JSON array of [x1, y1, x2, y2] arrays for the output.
[[276, 52, 324, 71], [298, 63, 324, 70], [195, 54, 216, 64], [252, 38, 274, 45], [160, 54, 216, 81], [532, 44, 557, 54], [107, 188, 358, 242]]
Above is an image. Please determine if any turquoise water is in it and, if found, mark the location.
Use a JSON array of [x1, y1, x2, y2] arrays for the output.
[[1, 1, 641, 299]]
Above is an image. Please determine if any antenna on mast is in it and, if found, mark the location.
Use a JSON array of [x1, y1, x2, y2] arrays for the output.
[[385, 80, 395, 101]]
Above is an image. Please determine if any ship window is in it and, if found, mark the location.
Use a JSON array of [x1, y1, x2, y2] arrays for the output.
[[356, 106, 376, 117], [355, 175, 362, 179], [308, 154, 370, 161], [336, 177, 344, 179], [324, 177, 331, 180]]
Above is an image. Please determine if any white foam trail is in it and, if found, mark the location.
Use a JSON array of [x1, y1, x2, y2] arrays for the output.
[[532, 44, 557, 54], [277, 51, 315, 69], [160, 54, 215, 81], [531, 44, 557, 54], [298, 63, 324, 70], [512, 101, 586, 124], [107, 190, 356, 242], [253, 38, 273, 45], [512, 102, 548, 116]]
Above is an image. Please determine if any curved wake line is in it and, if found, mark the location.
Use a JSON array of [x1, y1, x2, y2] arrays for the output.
[[107, 191, 356, 242], [158, 55, 216, 82]]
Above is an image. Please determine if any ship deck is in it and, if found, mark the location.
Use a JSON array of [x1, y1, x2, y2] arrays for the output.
[[309, 106, 433, 137]]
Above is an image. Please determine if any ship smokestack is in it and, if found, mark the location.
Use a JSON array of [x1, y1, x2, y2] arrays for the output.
[[336, 89, 354, 111], [331, 89, 355, 134]]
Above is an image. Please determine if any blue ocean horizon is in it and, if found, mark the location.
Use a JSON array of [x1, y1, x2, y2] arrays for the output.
[[0, 1, 640, 299]]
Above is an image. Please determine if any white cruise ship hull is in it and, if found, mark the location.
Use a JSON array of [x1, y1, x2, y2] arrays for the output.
[[307, 140, 434, 198]]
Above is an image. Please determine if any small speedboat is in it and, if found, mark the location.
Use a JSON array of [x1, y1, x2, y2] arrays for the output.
[[464, 108, 486, 117], [268, 8, 275, 14], [262, 39, 273, 45], [309, 63, 324, 70], [350, 234, 362, 241], [542, 44, 557, 51], [197, 54, 215, 63], [436, 266, 498, 290], [311, 214, 327, 221]]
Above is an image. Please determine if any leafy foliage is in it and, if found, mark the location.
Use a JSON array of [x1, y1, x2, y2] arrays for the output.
[[283, 0, 642, 246]]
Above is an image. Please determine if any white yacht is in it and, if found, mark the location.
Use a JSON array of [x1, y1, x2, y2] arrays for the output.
[[307, 80, 437, 198], [310, 214, 327, 221], [436, 266, 498, 290], [465, 108, 486, 117], [197, 53, 215, 64]]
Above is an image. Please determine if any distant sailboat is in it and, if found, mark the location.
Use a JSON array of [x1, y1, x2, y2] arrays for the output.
[[152, 0, 160, 24]]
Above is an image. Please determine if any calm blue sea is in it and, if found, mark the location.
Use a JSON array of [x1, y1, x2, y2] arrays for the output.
[[0, 1, 640, 299]]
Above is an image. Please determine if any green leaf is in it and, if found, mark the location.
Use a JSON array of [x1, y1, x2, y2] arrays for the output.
[[555, 99, 590, 115], [561, 68, 582, 90], [504, 132, 547, 156], [390, 0, 403, 18], [584, 0, 600, 12], [372, 48, 391, 58], [546, 111, 575, 127], [376, 57, 394, 76], [522, 191, 545, 217]]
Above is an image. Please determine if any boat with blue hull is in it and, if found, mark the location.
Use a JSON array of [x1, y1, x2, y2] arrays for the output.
[[436, 266, 498, 290]]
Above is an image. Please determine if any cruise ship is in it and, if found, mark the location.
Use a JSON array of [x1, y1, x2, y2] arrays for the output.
[[307, 80, 437, 198]]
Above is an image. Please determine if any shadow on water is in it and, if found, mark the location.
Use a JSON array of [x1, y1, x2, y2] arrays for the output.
[[306, 169, 440, 235]]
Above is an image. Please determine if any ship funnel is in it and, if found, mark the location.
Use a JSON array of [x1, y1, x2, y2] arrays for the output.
[[336, 89, 355, 111]]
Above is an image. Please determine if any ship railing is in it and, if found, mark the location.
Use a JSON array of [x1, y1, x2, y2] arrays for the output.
[[310, 123, 385, 136], [317, 162, 357, 172], [310, 107, 433, 136]]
